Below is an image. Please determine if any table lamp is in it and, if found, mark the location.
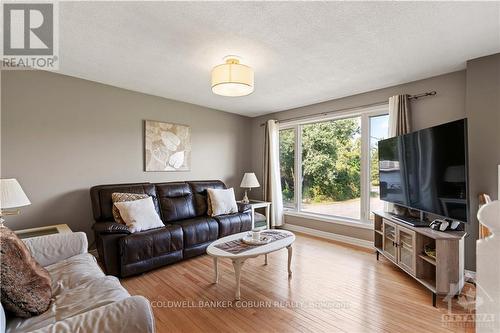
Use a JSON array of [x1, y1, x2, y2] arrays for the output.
[[240, 173, 260, 204], [0, 179, 31, 226]]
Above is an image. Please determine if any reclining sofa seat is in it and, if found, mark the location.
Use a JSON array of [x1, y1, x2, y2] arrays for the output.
[[91, 180, 251, 277]]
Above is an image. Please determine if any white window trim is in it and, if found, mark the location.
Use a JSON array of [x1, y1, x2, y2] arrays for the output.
[[279, 103, 389, 226], [279, 104, 388, 129]]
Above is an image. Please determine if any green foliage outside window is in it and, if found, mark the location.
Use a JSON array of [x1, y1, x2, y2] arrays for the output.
[[279, 129, 295, 203], [301, 119, 361, 202], [279, 118, 363, 204]]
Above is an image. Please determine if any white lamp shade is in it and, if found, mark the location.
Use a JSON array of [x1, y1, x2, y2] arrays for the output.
[[211, 56, 254, 97], [1, 179, 31, 209], [240, 173, 260, 188]]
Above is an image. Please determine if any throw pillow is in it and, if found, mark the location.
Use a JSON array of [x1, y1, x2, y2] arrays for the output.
[[114, 197, 164, 233], [207, 188, 238, 216], [207, 193, 213, 216], [0, 225, 52, 318], [111, 192, 149, 224]]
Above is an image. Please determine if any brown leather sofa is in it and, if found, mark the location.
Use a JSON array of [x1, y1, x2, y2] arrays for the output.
[[90, 180, 251, 277]]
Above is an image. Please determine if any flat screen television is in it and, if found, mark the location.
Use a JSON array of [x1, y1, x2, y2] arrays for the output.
[[378, 119, 468, 222]]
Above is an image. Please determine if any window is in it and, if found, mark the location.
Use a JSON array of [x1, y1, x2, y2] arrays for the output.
[[301, 116, 362, 219], [278, 106, 389, 224], [279, 128, 296, 208], [369, 114, 390, 219]]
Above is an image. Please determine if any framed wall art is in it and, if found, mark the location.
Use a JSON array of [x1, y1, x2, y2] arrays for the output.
[[144, 120, 191, 171]]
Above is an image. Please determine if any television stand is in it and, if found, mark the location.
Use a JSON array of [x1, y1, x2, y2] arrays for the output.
[[373, 211, 466, 307], [389, 213, 430, 227]]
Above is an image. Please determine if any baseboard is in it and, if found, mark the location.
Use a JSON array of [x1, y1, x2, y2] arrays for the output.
[[282, 223, 373, 249]]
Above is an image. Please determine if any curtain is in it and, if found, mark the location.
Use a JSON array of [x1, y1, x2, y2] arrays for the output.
[[263, 119, 284, 227], [386, 94, 412, 213], [388, 94, 411, 136]]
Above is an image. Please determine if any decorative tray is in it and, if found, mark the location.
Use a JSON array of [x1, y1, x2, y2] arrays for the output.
[[241, 234, 272, 245]]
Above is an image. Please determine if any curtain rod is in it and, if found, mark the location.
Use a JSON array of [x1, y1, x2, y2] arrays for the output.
[[259, 91, 437, 127]]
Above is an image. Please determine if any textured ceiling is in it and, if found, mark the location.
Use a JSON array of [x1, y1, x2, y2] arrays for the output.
[[57, 2, 500, 117]]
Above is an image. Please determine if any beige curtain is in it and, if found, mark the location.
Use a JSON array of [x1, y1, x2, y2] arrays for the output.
[[263, 120, 284, 227], [386, 94, 412, 213], [388, 94, 411, 136]]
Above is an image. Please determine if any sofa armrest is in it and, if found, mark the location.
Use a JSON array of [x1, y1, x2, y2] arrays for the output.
[[33, 296, 154, 333], [237, 202, 251, 213], [22, 232, 88, 267], [93, 221, 131, 235]]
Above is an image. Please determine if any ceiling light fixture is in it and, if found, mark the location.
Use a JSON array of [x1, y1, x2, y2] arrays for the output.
[[211, 56, 254, 97]]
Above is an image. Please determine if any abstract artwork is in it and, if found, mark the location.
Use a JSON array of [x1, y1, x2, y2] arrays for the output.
[[144, 120, 191, 171]]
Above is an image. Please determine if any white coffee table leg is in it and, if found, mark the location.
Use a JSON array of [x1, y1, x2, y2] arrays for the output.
[[287, 245, 292, 277], [265, 253, 268, 265], [232, 259, 245, 300], [213, 257, 219, 283]]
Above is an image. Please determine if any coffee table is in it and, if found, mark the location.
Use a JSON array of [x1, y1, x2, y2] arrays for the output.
[[206, 230, 295, 300]]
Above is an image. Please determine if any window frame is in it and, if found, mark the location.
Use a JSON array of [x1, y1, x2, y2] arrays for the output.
[[279, 103, 389, 226], [278, 127, 297, 209]]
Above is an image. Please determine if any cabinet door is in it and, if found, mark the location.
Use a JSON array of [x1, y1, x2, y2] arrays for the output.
[[397, 227, 416, 275], [383, 220, 397, 262]]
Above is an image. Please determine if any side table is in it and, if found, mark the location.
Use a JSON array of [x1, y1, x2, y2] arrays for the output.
[[14, 224, 72, 239], [238, 200, 271, 229]]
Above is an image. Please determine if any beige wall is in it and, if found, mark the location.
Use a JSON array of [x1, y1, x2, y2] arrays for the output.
[[465, 54, 500, 271], [284, 215, 373, 242], [250, 71, 467, 246], [1, 71, 252, 242]]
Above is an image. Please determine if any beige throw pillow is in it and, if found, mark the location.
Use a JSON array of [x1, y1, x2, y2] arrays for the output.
[[111, 193, 149, 224], [207, 188, 238, 217], [207, 194, 213, 216], [114, 197, 164, 233]]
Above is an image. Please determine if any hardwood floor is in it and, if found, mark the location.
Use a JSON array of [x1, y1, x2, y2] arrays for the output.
[[121, 233, 475, 333]]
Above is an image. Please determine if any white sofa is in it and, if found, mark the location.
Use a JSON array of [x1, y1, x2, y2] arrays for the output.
[[0, 232, 154, 333]]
